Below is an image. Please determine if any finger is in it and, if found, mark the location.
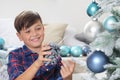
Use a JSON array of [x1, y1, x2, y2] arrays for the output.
[[60, 65, 71, 79], [37, 56, 51, 64], [39, 56, 51, 61], [60, 66, 67, 77], [61, 66, 65, 73], [60, 68, 64, 76], [67, 60, 76, 72], [61, 61, 69, 71], [41, 44, 51, 52], [43, 51, 51, 56], [42, 58, 51, 62], [68, 60, 76, 67]]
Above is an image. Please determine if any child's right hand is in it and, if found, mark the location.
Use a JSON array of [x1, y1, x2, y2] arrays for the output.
[[36, 44, 52, 67]]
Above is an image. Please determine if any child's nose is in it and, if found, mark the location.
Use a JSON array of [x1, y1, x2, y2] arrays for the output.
[[32, 30, 37, 36]]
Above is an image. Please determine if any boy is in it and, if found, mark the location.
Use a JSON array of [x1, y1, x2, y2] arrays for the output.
[[7, 10, 75, 80]]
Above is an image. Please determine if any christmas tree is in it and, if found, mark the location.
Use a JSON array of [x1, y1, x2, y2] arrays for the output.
[[77, 0, 120, 80]]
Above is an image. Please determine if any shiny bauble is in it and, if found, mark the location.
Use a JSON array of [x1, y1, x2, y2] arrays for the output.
[[87, 50, 109, 73], [0, 38, 5, 49], [60, 45, 70, 57], [82, 45, 91, 56], [103, 15, 118, 32], [84, 19, 104, 43], [70, 46, 82, 57], [86, 1, 100, 17]]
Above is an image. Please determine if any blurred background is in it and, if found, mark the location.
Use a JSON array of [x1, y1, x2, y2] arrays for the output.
[[0, 0, 91, 32]]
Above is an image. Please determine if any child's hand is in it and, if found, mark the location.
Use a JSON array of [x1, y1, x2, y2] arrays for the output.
[[60, 60, 75, 80], [36, 44, 51, 66]]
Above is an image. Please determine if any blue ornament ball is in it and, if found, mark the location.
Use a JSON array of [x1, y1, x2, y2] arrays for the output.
[[82, 45, 91, 56], [86, 1, 100, 17], [70, 46, 82, 57], [0, 38, 5, 49], [87, 50, 109, 73], [60, 45, 70, 57], [103, 15, 118, 32]]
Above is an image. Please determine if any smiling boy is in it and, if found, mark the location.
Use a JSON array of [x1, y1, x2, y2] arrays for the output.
[[7, 10, 75, 80]]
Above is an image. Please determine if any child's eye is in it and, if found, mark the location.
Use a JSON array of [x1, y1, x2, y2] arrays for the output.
[[36, 27, 42, 30], [37, 27, 41, 30], [25, 30, 30, 33]]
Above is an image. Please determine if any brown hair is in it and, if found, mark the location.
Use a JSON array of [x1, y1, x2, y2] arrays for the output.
[[14, 10, 42, 33]]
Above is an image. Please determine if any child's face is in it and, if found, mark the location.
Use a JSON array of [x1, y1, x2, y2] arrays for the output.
[[17, 20, 44, 48]]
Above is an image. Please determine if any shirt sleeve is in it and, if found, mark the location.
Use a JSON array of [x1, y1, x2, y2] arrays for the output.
[[7, 51, 24, 80]]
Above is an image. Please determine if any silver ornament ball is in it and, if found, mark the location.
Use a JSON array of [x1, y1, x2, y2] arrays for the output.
[[84, 19, 104, 43]]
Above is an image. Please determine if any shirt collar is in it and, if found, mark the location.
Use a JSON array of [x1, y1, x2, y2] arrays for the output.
[[22, 45, 37, 56]]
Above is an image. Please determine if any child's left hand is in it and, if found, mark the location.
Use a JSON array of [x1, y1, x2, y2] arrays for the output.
[[60, 60, 75, 80]]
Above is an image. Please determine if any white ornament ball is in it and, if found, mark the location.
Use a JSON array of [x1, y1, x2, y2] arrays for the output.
[[84, 19, 104, 43]]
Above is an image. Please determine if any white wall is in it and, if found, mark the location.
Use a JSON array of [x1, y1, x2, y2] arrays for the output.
[[0, 0, 91, 32]]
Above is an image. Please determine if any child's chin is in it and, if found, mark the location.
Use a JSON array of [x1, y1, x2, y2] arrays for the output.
[[32, 44, 41, 48]]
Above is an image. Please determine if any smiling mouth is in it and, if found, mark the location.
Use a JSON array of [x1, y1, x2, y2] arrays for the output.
[[31, 37, 40, 42]]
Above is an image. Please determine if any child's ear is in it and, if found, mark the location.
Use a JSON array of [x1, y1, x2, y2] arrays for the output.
[[16, 32, 23, 41]]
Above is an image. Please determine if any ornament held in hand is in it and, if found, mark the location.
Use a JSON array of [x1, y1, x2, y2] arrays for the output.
[[44, 43, 61, 66]]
